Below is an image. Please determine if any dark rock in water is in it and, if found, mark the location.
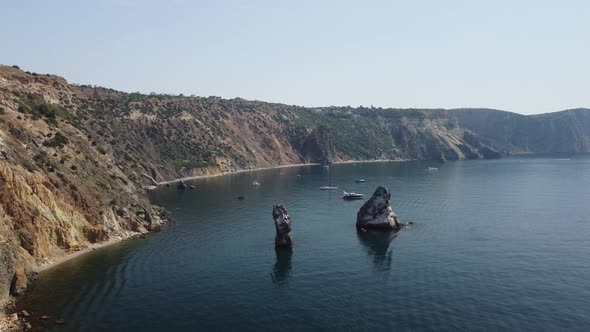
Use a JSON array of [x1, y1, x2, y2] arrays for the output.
[[437, 152, 446, 164], [189, 185, 195, 190], [165, 183, 171, 187], [356, 186, 403, 231], [177, 180, 187, 190], [237, 195, 245, 200], [478, 146, 502, 159], [272, 204, 294, 249]]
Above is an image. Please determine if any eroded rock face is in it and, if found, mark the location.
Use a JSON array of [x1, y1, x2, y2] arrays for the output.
[[272, 204, 293, 249], [356, 186, 402, 231], [478, 147, 502, 159]]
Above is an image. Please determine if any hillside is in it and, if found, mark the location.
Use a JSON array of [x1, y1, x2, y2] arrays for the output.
[[0, 64, 588, 304], [449, 108, 590, 154]]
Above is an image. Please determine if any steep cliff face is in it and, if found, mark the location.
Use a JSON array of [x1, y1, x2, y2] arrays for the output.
[[298, 126, 336, 164], [1, 65, 588, 302], [449, 108, 590, 154], [0, 66, 164, 304]]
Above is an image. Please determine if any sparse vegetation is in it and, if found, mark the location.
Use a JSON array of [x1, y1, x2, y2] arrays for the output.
[[43, 132, 69, 147], [33, 151, 50, 165]]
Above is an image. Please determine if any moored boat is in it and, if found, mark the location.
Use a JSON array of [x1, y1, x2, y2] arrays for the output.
[[320, 186, 338, 190], [342, 191, 364, 200]]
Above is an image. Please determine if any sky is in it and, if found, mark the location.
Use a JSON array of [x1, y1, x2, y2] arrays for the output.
[[2, 0, 589, 114]]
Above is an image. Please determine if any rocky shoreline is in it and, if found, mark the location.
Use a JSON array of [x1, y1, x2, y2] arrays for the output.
[[152, 159, 411, 189], [0, 205, 174, 331]]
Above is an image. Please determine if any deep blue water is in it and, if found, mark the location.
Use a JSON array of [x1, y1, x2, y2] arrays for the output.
[[17, 156, 590, 331]]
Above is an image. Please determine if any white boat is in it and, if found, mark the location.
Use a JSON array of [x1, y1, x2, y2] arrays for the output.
[[342, 191, 364, 200], [320, 186, 338, 190], [252, 181, 261, 186], [427, 167, 439, 172], [355, 179, 366, 183], [320, 164, 337, 190]]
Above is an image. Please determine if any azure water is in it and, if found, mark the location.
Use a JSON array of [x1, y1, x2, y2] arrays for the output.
[[17, 156, 590, 331]]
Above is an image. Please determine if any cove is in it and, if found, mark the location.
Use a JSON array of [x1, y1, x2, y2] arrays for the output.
[[16, 157, 590, 331]]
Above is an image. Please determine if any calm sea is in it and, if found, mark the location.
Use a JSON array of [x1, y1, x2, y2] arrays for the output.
[[17, 156, 590, 331]]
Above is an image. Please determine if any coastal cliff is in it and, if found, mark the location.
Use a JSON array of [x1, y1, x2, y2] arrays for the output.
[[1, 64, 589, 304]]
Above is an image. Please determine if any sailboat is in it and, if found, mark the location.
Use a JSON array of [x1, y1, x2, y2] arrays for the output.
[[320, 164, 338, 190]]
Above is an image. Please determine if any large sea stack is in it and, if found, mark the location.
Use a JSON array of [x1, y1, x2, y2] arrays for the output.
[[272, 204, 294, 249], [356, 186, 403, 231]]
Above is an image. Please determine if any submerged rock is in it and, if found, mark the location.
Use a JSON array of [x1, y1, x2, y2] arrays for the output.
[[272, 204, 294, 249], [356, 186, 403, 231]]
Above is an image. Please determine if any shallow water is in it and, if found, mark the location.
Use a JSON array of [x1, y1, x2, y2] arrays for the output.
[[17, 156, 590, 331]]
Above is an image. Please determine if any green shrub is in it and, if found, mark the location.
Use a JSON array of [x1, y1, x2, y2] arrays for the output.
[[17, 103, 31, 115], [43, 132, 69, 147], [57, 172, 68, 183], [96, 146, 107, 155], [33, 151, 49, 165]]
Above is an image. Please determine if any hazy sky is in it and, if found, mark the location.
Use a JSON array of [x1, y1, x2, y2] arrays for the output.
[[3, 0, 589, 114]]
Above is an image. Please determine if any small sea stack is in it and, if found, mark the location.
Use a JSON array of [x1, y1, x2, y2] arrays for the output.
[[356, 186, 403, 231], [177, 180, 187, 190], [272, 204, 294, 249]]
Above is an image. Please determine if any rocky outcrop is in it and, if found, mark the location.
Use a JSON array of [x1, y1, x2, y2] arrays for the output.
[[299, 126, 335, 164], [478, 147, 502, 159], [356, 186, 403, 231], [450, 108, 590, 154], [177, 180, 187, 190], [272, 205, 293, 249]]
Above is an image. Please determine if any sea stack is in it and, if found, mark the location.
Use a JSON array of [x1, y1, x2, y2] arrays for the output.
[[272, 204, 294, 249], [356, 186, 403, 231]]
